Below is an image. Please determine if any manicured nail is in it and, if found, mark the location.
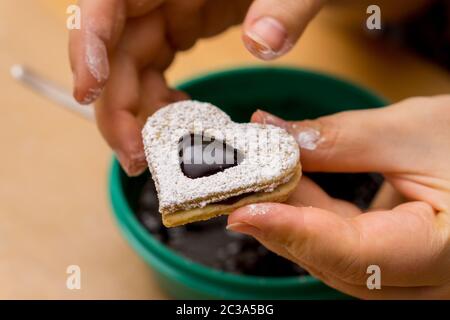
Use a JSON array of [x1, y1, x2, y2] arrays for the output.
[[258, 110, 288, 129], [251, 109, 265, 123], [116, 151, 147, 177], [244, 17, 291, 60], [226, 222, 248, 230], [84, 31, 109, 83]]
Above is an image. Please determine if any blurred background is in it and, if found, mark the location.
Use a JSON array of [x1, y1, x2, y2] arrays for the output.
[[0, 0, 449, 299]]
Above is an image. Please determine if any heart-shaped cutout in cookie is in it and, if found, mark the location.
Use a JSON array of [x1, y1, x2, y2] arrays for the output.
[[142, 100, 301, 227], [178, 133, 244, 179]]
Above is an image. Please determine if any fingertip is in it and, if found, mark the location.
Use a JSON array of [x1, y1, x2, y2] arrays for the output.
[[252, 110, 288, 128], [242, 16, 291, 60], [116, 150, 148, 177], [242, 0, 325, 61], [169, 89, 189, 102], [250, 110, 265, 123], [73, 84, 84, 105], [70, 30, 109, 105], [75, 85, 104, 105], [126, 163, 148, 177], [73, 31, 109, 105], [71, 54, 107, 105]]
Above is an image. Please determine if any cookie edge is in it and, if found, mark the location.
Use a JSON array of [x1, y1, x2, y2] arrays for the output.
[[162, 164, 302, 227]]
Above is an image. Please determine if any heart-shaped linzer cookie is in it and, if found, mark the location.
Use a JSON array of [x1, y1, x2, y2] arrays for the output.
[[142, 100, 301, 227]]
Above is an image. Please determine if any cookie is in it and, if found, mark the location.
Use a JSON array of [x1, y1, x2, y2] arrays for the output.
[[142, 100, 301, 227]]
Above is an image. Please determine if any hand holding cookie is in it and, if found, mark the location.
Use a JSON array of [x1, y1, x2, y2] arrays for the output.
[[68, 0, 327, 176], [142, 101, 301, 227], [228, 95, 450, 299]]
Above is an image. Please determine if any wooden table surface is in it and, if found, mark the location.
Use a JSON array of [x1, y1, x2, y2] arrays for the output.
[[1, 0, 449, 299]]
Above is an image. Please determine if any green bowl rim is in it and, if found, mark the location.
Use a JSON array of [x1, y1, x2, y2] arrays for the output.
[[110, 159, 318, 288], [109, 65, 388, 288], [174, 65, 388, 107]]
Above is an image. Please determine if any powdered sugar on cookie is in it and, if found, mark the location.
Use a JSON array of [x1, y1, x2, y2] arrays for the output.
[[142, 100, 300, 214]]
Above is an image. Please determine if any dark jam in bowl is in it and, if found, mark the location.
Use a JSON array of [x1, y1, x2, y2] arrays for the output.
[[132, 171, 383, 277]]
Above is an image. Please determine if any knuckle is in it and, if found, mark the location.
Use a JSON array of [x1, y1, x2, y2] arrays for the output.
[[394, 95, 450, 124], [335, 254, 367, 285], [335, 221, 368, 285]]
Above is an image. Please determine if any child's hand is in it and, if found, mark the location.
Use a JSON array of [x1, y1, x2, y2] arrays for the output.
[[69, 0, 324, 175], [228, 95, 450, 299]]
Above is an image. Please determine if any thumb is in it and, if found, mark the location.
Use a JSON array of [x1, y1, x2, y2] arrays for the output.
[[251, 108, 408, 173], [227, 203, 363, 279], [228, 202, 446, 298], [242, 0, 324, 60]]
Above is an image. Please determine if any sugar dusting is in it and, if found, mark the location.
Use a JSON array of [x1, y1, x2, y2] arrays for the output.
[[142, 101, 300, 214], [247, 204, 271, 216], [84, 31, 109, 83], [296, 128, 321, 150], [81, 87, 103, 104]]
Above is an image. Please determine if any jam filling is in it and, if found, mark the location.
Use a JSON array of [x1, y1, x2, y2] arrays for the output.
[[216, 192, 254, 205], [179, 133, 243, 179]]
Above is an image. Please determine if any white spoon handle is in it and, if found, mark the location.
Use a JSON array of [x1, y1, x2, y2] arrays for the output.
[[10, 64, 95, 121]]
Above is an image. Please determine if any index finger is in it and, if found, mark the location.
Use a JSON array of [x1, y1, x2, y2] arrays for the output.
[[69, 0, 164, 104]]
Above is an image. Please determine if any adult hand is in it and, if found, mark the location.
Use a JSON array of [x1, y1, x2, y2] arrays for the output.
[[69, 0, 324, 175], [228, 95, 450, 299]]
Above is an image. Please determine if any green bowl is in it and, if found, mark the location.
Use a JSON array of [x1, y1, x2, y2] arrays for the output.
[[109, 66, 387, 299]]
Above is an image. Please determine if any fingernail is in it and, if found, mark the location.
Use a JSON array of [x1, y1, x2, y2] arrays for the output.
[[258, 110, 288, 129], [226, 222, 262, 237], [84, 31, 109, 83], [80, 87, 103, 105], [116, 151, 147, 177], [226, 222, 248, 230], [244, 17, 291, 60], [251, 109, 265, 123], [259, 111, 323, 150]]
